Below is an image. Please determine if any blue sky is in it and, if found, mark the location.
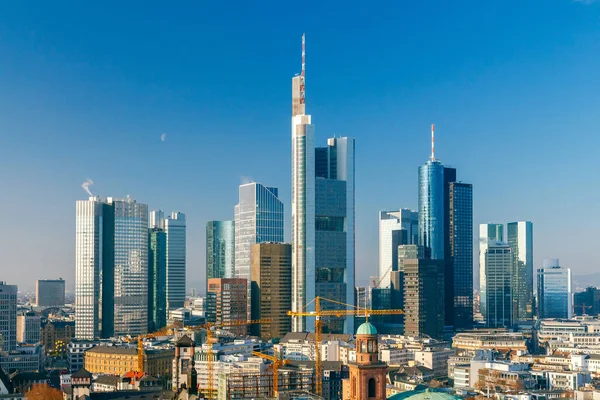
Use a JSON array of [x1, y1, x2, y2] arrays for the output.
[[1, 0, 599, 292]]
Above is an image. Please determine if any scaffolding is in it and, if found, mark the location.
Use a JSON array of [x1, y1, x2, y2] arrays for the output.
[[222, 369, 317, 400]]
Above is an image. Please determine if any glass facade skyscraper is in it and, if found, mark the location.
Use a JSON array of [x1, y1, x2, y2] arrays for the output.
[[148, 228, 167, 331], [448, 182, 473, 329], [165, 212, 186, 310], [0, 282, 17, 352], [537, 259, 571, 319], [76, 196, 149, 339], [418, 160, 446, 260], [378, 209, 417, 288], [507, 221, 533, 321], [479, 223, 504, 317], [484, 242, 513, 328], [206, 220, 235, 287]]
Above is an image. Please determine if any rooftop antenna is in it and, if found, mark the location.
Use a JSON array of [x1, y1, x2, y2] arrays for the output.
[[431, 124, 435, 161], [300, 33, 305, 106]]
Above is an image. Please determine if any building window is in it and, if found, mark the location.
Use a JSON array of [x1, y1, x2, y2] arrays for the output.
[[368, 378, 376, 398]]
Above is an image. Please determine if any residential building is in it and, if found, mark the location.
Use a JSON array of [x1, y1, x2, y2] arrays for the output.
[[403, 259, 445, 339], [484, 242, 514, 328], [507, 221, 534, 321], [40, 320, 75, 352], [206, 220, 235, 285], [75, 196, 149, 339], [479, 224, 504, 318], [165, 212, 186, 310], [0, 283, 17, 352], [16, 311, 41, 344], [35, 279, 65, 307], [538, 259, 572, 319], [291, 37, 355, 334], [207, 278, 248, 336], [84, 346, 173, 376], [250, 242, 292, 340], [574, 287, 600, 316], [378, 209, 417, 287], [235, 183, 284, 319], [414, 348, 454, 378], [148, 227, 167, 331]]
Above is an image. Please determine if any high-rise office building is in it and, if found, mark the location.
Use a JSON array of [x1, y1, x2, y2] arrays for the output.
[[403, 259, 445, 340], [17, 311, 41, 344], [378, 209, 417, 288], [165, 212, 186, 310], [150, 210, 165, 230], [507, 221, 533, 321], [418, 127, 473, 331], [479, 223, 504, 317], [206, 221, 235, 287], [75, 196, 149, 339], [448, 182, 473, 330], [250, 243, 292, 340], [574, 287, 600, 316], [355, 287, 368, 309], [537, 259, 572, 319], [35, 279, 66, 307], [291, 36, 355, 334], [484, 242, 513, 328], [0, 282, 17, 352], [206, 278, 248, 336], [148, 228, 167, 331]]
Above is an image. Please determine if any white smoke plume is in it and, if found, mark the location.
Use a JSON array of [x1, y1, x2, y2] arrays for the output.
[[81, 178, 94, 196], [161, 133, 167, 142], [240, 176, 255, 185]]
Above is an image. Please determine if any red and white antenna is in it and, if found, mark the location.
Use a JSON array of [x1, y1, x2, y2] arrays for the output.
[[300, 33, 305, 105], [431, 124, 435, 161]]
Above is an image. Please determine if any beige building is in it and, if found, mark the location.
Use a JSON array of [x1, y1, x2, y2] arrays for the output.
[[452, 330, 527, 351], [250, 243, 292, 340], [84, 346, 174, 376]]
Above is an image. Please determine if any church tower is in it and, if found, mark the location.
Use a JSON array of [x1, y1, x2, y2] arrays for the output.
[[343, 322, 387, 400]]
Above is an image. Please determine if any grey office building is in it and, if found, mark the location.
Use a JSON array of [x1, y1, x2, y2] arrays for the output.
[[36, 279, 66, 307], [484, 242, 513, 328], [165, 212, 186, 310], [0, 282, 17, 352], [479, 223, 504, 317], [537, 259, 571, 319]]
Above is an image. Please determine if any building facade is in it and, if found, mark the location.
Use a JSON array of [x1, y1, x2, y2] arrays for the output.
[[403, 259, 445, 340], [206, 220, 235, 285], [41, 320, 75, 352], [165, 212, 186, 310], [148, 228, 167, 331], [537, 258, 572, 319], [84, 346, 173, 376], [207, 278, 248, 336], [35, 279, 65, 307], [574, 287, 600, 316], [0, 282, 17, 352], [378, 209, 417, 288], [75, 196, 149, 339], [479, 223, 504, 317], [484, 243, 513, 328], [507, 221, 533, 321], [250, 242, 292, 341], [16, 311, 41, 344], [418, 160, 446, 261]]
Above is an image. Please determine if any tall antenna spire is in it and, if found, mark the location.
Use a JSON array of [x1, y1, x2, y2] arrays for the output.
[[431, 124, 435, 161], [300, 33, 305, 105]]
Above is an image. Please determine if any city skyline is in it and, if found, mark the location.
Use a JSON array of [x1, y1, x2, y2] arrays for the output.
[[2, 1, 599, 291]]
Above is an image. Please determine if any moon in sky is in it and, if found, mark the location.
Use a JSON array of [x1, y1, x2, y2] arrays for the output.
[[161, 133, 167, 142]]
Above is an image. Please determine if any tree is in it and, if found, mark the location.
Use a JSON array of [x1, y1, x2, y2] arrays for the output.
[[25, 383, 62, 400]]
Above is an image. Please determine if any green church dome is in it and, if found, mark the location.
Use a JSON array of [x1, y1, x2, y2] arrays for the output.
[[388, 388, 462, 400], [356, 321, 378, 335]]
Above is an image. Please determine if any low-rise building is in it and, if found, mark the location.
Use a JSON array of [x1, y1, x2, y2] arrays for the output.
[[67, 339, 99, 372], [84, 346, 174, 376], [413, 347, 454, 378], [41, 320, 75, 352], [452, 330, 528, 352]]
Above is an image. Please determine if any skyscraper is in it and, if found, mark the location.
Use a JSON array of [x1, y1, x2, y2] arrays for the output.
[[250, 243, 292, 340], [36, 279, 66, 307], [484, 242, 513, 328], [403, 259, 445, 340], [479, 223, 504, 317], [418, 126, 473, 331], [207, 278, 248, 336], [0, 282, 17, 352], [507, 221, 533, 321], [148, 228, 167, 331], [291, 36, 355, 334], [76, 196, 149, 339], [206, 221, 235, 288], [17, 311, 41, 344], [165, 212, 186, 310], [537, 259, 571, 319], [378, 209, 417, 288], [448, 182, 473, 330]]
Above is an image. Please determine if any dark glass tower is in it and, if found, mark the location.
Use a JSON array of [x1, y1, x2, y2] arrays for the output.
[[206, 220, 235, 291], [148, 228, 167, 331]]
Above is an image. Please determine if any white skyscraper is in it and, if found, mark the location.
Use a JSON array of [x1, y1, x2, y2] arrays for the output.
[[165, 212, 186, 310], [76, 196, 149, 339], [378, 209, 418, 288]]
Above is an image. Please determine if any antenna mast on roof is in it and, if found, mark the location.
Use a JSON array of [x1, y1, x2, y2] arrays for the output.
[[300, 33, 305, 106], [431, 124, 435, 161]]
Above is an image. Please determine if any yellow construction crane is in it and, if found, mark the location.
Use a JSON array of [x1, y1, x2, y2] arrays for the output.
[[252, 349, 289, 397], [288, 296, 403, 397], [137, 323, 181, 373]]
